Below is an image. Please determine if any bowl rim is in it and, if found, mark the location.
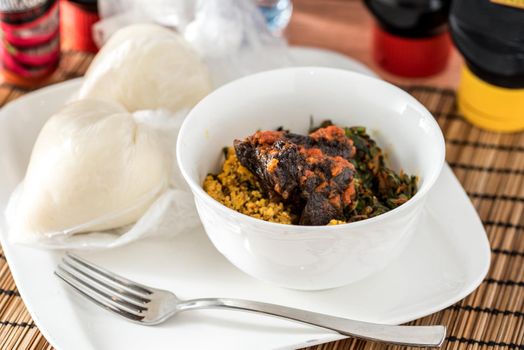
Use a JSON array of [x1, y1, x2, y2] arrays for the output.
[[177, 66, 446, 231]]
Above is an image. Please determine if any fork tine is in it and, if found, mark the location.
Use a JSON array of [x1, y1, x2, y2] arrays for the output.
[[56, 263, 145, 321], [63, 255, 151, 306], [66, 253, 153, 296], [62, 257, 149, 310], [55, 267, 145, 322]]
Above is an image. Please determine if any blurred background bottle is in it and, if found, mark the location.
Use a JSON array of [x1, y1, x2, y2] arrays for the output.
[[256, 0, 292, 34], [450, 0, 524, 132], [0, 0, 60, 88], [60, 0, 99, 53], [364, 0, 451, 78]]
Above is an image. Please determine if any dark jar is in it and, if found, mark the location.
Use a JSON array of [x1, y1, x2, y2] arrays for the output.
[[364, 0, 451, 77], [450, 0, 524, 132]]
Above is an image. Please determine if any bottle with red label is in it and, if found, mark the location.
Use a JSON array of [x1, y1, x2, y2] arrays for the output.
[[60, 0, 99, 53], [364, 0, 451, 77], [0, 0, 61, 88]]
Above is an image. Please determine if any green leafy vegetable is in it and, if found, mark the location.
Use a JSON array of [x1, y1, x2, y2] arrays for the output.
[[312, 121, 418, 222]]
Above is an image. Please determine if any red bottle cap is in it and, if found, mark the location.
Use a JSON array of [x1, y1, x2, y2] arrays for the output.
[[60, 0, 99, 53], [372, 25, 451, 78]]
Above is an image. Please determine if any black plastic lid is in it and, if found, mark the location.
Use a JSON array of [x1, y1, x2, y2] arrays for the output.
[[450, 0, 524, 88], [364, 0, 450, 38]]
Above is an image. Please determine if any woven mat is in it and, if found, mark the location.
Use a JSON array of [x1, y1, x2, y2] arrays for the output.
[[1, 52, 523, 350]]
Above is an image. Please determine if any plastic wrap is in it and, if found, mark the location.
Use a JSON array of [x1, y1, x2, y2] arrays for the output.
[[5, 100, 198, 249], [94, 0, 292, 86]]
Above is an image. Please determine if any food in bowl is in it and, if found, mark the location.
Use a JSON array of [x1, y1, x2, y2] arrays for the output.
[[204, 121, 417, 226], [177, 67, 445, 290]]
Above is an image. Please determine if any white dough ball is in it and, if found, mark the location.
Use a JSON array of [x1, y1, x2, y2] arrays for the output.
[[13, 99, 170, 236], [78, 24, 212, 113]]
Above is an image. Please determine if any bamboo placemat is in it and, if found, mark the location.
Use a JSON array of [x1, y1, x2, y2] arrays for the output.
[[0, 51, 523, 350]]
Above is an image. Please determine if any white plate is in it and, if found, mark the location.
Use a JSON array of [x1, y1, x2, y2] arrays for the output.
[[0, 48, 490, 350]]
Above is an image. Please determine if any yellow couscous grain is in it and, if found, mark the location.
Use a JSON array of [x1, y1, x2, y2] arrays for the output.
[[203, 148, 295, 224], [327, 219, 346, 225]]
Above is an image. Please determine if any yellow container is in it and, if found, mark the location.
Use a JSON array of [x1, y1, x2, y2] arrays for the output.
[[457, 66, 524, 133]]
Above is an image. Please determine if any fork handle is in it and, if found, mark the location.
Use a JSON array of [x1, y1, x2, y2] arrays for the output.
[[176, 298, 445, 347]]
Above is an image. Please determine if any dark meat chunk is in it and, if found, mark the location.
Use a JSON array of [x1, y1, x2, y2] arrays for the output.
[[233, 126, 356, 225], [308, 125, 355, 159], [233, 131, 303, 202]]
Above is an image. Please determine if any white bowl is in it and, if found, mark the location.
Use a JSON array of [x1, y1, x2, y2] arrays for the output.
[[177, 67, 445, 290]]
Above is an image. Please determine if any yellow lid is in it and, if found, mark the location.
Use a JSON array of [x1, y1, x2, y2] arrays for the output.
[[457, 66, 524, 132]]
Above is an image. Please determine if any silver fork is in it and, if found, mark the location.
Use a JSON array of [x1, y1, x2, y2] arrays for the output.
[[55, 253, 446, 347]]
